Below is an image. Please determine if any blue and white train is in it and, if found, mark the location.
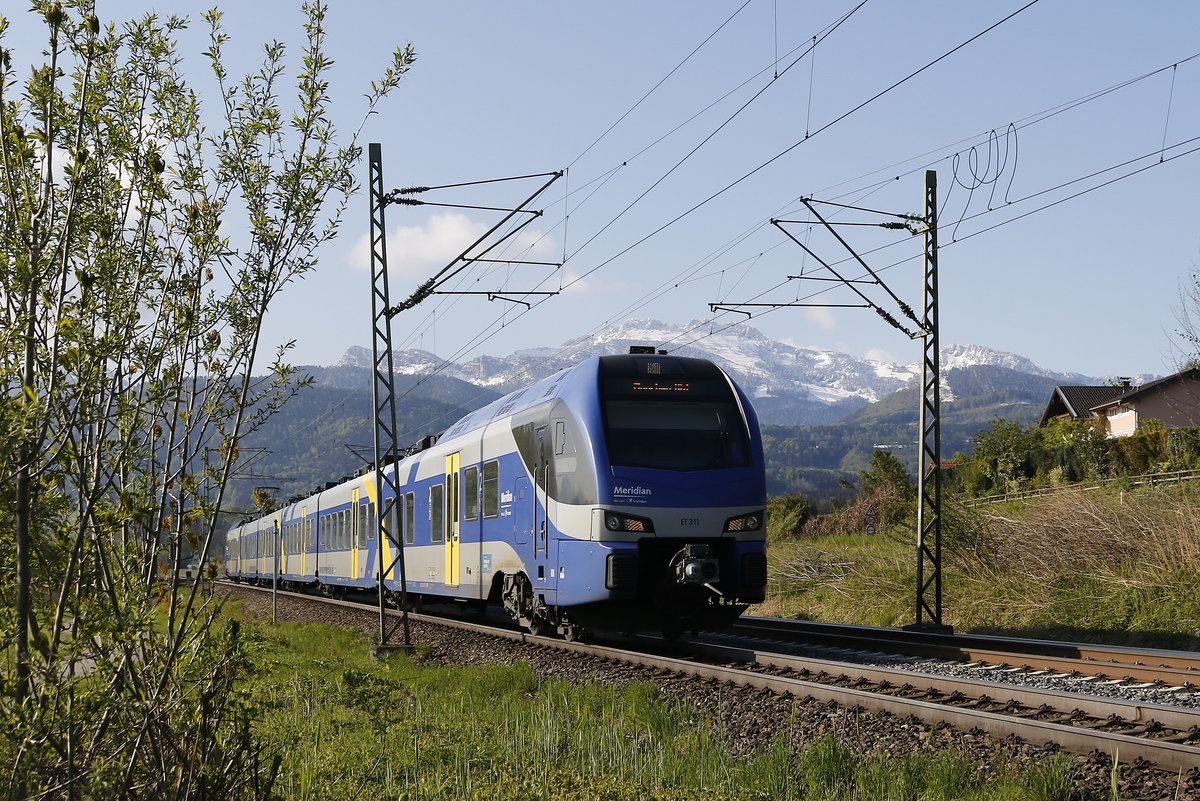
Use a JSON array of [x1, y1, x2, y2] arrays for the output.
[[225, 349, 767, 637]]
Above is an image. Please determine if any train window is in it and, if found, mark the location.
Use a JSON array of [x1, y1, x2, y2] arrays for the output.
[[430, 484, 444, 543], [365, 502, 376, 541], [463, 466, 479, 521], [604, 401, 749, 471], [405, 492, 415, 545], [483, 461, 499, 518], [394, 495, 402, 544]]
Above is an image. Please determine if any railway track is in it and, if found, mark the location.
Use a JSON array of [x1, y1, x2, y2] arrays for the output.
[[727, 617, 1200, 688], [220, 583, 1200, 777]]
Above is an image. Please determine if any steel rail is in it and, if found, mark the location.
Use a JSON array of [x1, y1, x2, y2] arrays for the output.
[[683, 638, 1200, 735], [731, 617, 1200, 684], [221, 583, 1200, 773]]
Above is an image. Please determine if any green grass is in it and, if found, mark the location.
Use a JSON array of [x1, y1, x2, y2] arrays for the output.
[[760, 483, 1200, 651], [758, 533, 920, 627], [233, 610, 1085, 800]]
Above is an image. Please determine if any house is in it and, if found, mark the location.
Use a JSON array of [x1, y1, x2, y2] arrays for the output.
[[1088, 367, 1200, 437], [1038, 384, 1131, 426], [1039, 367, 1200, 438]]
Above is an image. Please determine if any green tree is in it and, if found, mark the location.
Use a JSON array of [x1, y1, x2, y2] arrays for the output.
[[0, 2, 413, 797], [967, 418, 1041, 494], [767, 492, 813, 540], [1040, 417, 1110, 483], [856, 449, 915, 527]]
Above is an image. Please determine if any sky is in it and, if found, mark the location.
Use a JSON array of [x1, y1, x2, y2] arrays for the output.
[[7, 1, 1200, 379]]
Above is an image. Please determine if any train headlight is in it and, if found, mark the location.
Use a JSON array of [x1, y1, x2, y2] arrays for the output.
[[603, 511, 655, 533], [723, 512, 763, 532]]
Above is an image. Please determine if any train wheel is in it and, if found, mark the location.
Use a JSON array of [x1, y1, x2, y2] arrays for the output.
[[502, 573, 547, 634]]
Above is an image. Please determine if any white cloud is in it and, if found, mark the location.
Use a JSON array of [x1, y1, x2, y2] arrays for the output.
[[803, 306, 838, 331], [348, 212, 556, 280], [559, 271, 596, 295], [864, 347, 899, 363]]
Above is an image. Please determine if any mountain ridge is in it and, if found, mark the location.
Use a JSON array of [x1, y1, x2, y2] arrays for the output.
[[328, 318, 1149, 427]]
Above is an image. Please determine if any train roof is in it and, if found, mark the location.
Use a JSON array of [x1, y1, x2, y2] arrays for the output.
[[437, 361, 583, 442], [436, 351, 731, 443]]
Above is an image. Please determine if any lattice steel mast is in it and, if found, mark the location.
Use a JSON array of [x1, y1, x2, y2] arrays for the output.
[[715, 170, 948, 631], [366, 146, 562, 648], [913, 170, 948, 631], [368, 143, 412, 649]]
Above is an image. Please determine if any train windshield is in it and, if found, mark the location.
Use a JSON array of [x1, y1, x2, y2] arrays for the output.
[[600, 355, 750, 472]]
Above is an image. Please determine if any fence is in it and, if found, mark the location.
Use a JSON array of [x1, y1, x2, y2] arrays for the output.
[[964, 469, 1200, 507]]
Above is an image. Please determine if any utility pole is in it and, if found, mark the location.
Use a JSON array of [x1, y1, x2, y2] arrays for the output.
[[911, 170, 950, 631], [368, 143, 412, 651], [366, 144, 562, 652], [716, 170, 950, 632]]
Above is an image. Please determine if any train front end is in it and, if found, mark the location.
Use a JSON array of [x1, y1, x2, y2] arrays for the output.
[[558, 351, 767, 636]]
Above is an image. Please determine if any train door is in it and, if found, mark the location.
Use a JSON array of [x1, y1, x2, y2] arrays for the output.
[[445, 452, 460, 587], [273, 518, 281, 580], [296, 506, 304, 575], [514, 476, 531, 546], [534, 427, 552, 558], [462, 463, 481, 594], [351, 489, 361, 581], [276, 514, 284, 578], [379, 494, 393, 584]]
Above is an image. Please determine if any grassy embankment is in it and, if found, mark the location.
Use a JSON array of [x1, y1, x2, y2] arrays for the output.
[[233, 608, 1080, 800], [758, 480, 1200, 651]]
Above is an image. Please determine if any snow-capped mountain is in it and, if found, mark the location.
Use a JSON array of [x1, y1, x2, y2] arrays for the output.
[[328, 319, 1135, 426]]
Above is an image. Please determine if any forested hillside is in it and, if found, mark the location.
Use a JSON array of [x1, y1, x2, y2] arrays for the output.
[[760, 365, 1061, 502], [229, 376, 499, 509]]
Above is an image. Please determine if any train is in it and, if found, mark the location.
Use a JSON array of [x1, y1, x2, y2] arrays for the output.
[[224, 348, 767, 638]]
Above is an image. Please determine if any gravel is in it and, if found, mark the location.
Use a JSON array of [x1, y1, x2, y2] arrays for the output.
[[699, 634, 1200, 709], [223, 585, 1200, 801]]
